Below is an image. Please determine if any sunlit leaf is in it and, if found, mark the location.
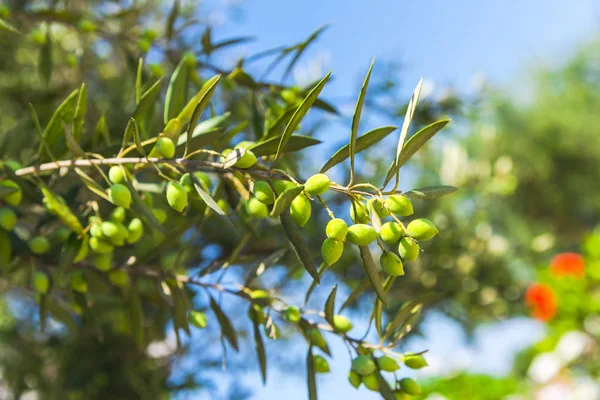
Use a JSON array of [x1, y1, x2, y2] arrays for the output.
[[306, 347, 318, 400], [404, 184, 457, 200], [359, 246, 388, 307], [42, 89, 79, 157], [324, 285, 337, 325], [133, 78, 163, 123], [251, 135, 321, 157], [0, 18, 20, 34], [164, 58, 189, 124], [72, 83, 87, 143], [350, 59, 375, 180], [381, 300, 421, 342], [135, 58, 143, 104], [39, 29, 52, 83], [280, 210, 319, 282]]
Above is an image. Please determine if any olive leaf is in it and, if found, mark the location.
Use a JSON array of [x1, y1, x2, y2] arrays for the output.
[[350, 59, 375, 181], [280, 210, 319, 283], [209, 296, 239, 351], [0, 230, 11, 272], [251, 308, 267, 383], [324, 285, 337, 326], [40, 186, 83, 233], [39, 29, 52, 83], [251, 135, 321, 157], [359, 246, 388, 307], [47, 299, 78, 332], [263, 106, 298, 140], [270, 185, 304, 218], [135, 58, 143, 104], [404, 184, 457, 200], [0, 18, 20, 34], [42, 88, 79, 157], [123, 180, 167, 237], [39, 294, 48, 333], [381, 301, 421, 342], [306, 347, 318, 400], [72, 83, 87, 143], [396, 119, 450, 169], [128, 289, 145, 350], [165, 0, 179, 40], [133, 78, 163, 123], [377, 374, 398, 400], [164, 57, 189, 124], [177, 113, 230, 148], [184, 75, 221, 155]]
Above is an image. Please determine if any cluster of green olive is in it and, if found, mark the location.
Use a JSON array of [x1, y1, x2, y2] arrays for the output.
[[348, 353, 427, 396]]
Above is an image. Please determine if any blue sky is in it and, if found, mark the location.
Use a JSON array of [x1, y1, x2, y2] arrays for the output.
[[189, 1, 600, 399]]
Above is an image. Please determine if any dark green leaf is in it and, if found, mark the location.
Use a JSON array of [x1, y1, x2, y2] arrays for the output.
[[42, 89, 79, 157], [136, 58, 143, 104], [324, 285, 337, 325], [280, 210, 319, 283], [381, 301, 421, 342], [168, 280, 191, 336], [0, 230, 11, 271], [358, 246, 388, 307], [304, 262, 329, 306], [165, 0, 179, 40], [320, 126, 396, 173], [131, 118, 146, 156], [0, 18, 20, 34], [192, 181, 234, 228], [128, 289, 145, 350], [133, 78, 163, 122], [377, 374, 397, 400], [72, 83, 86, 143], [251, 308, 267, 383], [404, 185, 457, 200], [0, 185, 18, 199], [164, 58, 189, 124], [391, 304, 422, 343], [209, 296, 239, 351], [62, 122, 84, 157], [39, 294, 48, 333], [184, 75, 221, 154], [94, 113, 110, 147], [120, 118, 135, 154], [274, 72, 331, 164], [39, 29, 52, 83], [251, 135, 321, 157], [350, 59, 375, 179], [270, 185, 304, 217], [374, 298, 383, 338], [306, 347, 318, 400], [47, 299, 77, 332]]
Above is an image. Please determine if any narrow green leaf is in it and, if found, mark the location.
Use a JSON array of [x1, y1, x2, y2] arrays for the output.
[[135, 58, 143, 104], [280, 210, 319, 283], [391, 304, 422, 343], [192, 181, 234, 228], [377, 374, 397, 400], [75, 168, 110, 202], [0, 18, 20, 34], [374, 298, 383, 338], [251, 308, 267, 383], [274, 72, 331, 164], [46, 299, 77, 332], [128, 289, 145, 350], [164, 58, 189, 124], [209, 296, 239, 351], [381, 301, 421, 342], [0, 230, 11, 271], [42, 89, 79, 157], [177, 113, 230, 147], [59, 235, 79, 285], [39, 29, 52, 83], [404, 184, 457, 200], [168, 280, 191, 336], [0, 185, 18, 199], [264, 106, 298, 140], [304, 262, 329, 306], [306, 347, 318, 400], [396, 119, 451, 169], [283, 24, 330, 80], [183, 75, 221, 149], [41, 186, 83, 233], [62, 122, 84, 157], [270, 185, 304, 217], [251, 135, 321, 157], [120, 118, 135, 155], [165, 0, 179, 40], [320, 126, 396, 173], [130, 118, 146, 156], [94, 113, 110, 147], [350, 59, 375, 179], [358, 246, 388, 307], [227, 67, 256, 88], [324, 285, 337, 326], [133, 78, 163, 122], [339, 278, 371, 312], [72, 83, 87, 143], [384, 77, 424, 187]]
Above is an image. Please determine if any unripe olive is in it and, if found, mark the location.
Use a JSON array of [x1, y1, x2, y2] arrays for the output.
[[403, 354, 428, 369], [265, 322, 280, 340], [283, 306, 301, 323], [385, 195, 414, 216], [152, 208, 167, 224], [309, 328, 326, 349], [108, 166, 125, 184], [399, 378, 421, 395], [377, 355, 399, 372], [143, 28, 158, 41], [29, 236, 50, 254], [78, 19, 96, 33], [55, 226, 71, 242], [321, 238, 343, 266], [180, 172, 211, 194], [217, 199, 229, 214], [108, 184, 132, 209], [406, 218, 439, 241], [313, 355, 330, 374], [394, 390, 410, 400], [108, 270, 129, 287], [127, 218, 144, 243], [252, 181, 275, 205], [101, 221, 120, 239], [280, 89, 298, 105], [347, 224, 378, 246], [70, 271, 88, 293], [326, 218, 348, 240], [351, 355, 376, 376], [233, 150, 257, 169], [349, 201, 370, 224], [95, 252, 112, 271], [333, 315, 353, 333], [246, 197, 269, 219], [234, 141, 254, 149], [368, 198, 390, 218], [111, 224, 129, 246], [166, 182, 188, 213], [31, 271, 50, 294], [1, 180, 22, 206], [290, 195, 311, 227], [0, 5, 10, 19], [0, 208, 16, 231], [89, 237, 113, 254], [110, 207, 126, 223], [273, 180, 297, 195], [348, 370, 362, 388], [380, 251, 405, 276], [398, 237, 420, 261], [361, 374, 379, 391], [380, 222, 403, 244], [189, 310, 207, 328], [155, 137, 175, 158], [305, 173, 331, 196], [90, 222, 104, 238]]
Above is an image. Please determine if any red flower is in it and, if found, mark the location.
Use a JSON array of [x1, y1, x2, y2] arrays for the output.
[[525, 283, 557, 322], [550, 252, 585, 278]]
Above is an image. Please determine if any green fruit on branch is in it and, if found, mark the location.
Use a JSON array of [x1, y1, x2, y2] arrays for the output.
[[248, 304, 266, 324], [393, 390, 410, 400], [78, 19, 96, 33], [180, 172, 211, 194], [377, 355, 399, 372], [54, 226, 71, 242], [361, 374, 379, 391], [95, 252, 113, 271], [90, 222, 104, 238], [368, 198, 390, 218], [252, 181, 275, 205], [101, 221, 121, 239], [29, 236, 50, 254], [273, 180, 297, 195], [321, 238, 343, 266], [108, 166, 125, 184], [234, 140, 254, 149], [108, 184, 132, 209], [403, 354, 428, 369], [305, 173, 331, 196], [399, 378, 421, 395], [333, 315, 353, 333], [347, 224, 378, 246], [1, 180, 22, 206], [349, 201, 370, 224], [406, 218, 439, 241], [232, 149, 258, 169], [110, 207, 126, 223], [70, 271, 88, 293], [246, 197, 269, 218], [31, 271, 49, 294], [309, 328, 326, 349], [0, 208, 16, 231], [216, 199, 229, 214], [152, 208, 167, 224], [290, 195, 311, 227], [280, 89, 298, 105], [380, 221, 403, 244], [127, 218, 144, 243], [189, 310, 207, 328], [313, 355, 330, 374], [89, 237, 113, 254], [348, 370, 362, 388], [380, 251, 405, 276], [166, 182, 188, 213], [326, 218, 348, 240], [398, 237, 420, 261], [385, 195, 414, 216], [351, 355, 376, 376], [155, 137, 175, 158], [283, 306, 301, 323], [108, 270, 129, 287]]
